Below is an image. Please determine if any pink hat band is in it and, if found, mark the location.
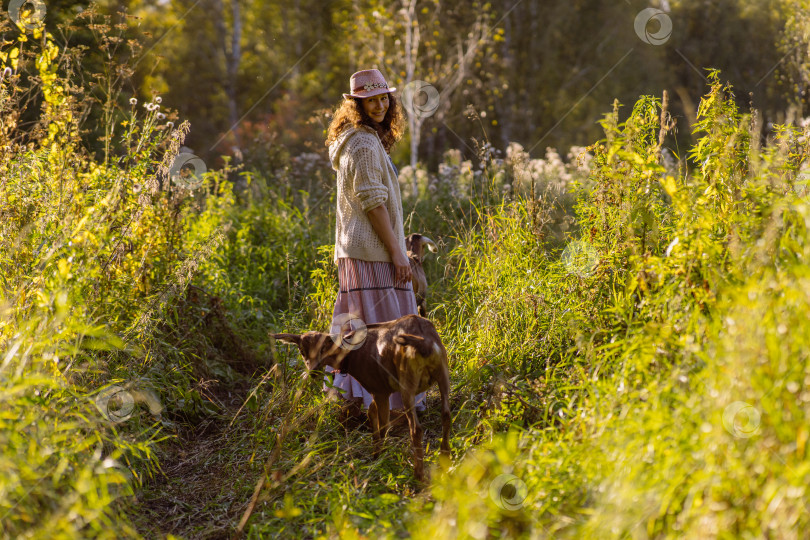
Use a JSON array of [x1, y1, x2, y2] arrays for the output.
[[343, 69, 396, 99]]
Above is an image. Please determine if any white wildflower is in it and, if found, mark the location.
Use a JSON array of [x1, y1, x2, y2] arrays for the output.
[[665, 237, 679, 257]]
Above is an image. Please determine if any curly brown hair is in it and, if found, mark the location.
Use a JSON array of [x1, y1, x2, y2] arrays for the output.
[[325, 94, 406, 153]]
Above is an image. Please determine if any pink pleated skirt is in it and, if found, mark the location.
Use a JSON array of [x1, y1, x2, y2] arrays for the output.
[[325, 257, 426, 411]]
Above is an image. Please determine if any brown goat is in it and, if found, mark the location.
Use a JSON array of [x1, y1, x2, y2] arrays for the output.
[[272, 314, 451, 481], [405, 233, 438, 317]]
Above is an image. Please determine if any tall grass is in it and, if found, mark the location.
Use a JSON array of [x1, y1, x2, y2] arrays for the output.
[[0, 14, 262, 537], [408, 73, 810, 538], [4, 8, 810, 539]]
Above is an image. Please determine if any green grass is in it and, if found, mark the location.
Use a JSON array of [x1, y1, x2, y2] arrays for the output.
[[3, 14, 810, 540]]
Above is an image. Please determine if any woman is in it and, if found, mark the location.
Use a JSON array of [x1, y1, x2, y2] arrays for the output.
[[324, 69, 426, 413]]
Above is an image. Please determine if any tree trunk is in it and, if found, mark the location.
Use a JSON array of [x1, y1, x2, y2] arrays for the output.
[[674, 85, 697, 132], [211, 0, 242, 154], [499, 8, 513, 149], [410, 116, 421, 196], [403, 0, 420, 197], [229, 0, 242, 156]]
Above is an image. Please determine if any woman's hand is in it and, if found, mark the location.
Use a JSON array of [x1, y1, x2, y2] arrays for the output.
[[366, 204, 411, 284], [391, 249, 412, 285]]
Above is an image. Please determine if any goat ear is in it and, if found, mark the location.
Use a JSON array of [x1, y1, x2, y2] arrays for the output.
[[272, 333, 301, 345]]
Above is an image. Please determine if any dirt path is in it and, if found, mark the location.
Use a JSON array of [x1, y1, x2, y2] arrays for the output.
[[129, 285, 273, 539], [130, 393, 258, 539]]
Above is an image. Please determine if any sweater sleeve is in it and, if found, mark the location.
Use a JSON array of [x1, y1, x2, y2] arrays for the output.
[[349, 144, 389, 212]]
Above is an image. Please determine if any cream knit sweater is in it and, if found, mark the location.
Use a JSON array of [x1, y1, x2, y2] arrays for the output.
[[328, 124, 406, 264]]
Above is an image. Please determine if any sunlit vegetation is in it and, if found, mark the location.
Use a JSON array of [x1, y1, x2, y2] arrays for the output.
[[2, 2, 810, 539]]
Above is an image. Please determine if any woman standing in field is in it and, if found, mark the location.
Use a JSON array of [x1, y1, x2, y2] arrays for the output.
[[324, 69, 426, 415]]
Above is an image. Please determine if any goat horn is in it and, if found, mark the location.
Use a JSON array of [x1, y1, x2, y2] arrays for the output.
[[421, 236, 438, 253]]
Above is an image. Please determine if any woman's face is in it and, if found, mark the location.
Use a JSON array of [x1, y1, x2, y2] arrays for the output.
[[361, 93, 389, 123]]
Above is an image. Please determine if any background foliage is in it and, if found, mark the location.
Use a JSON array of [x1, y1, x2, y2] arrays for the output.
[[1, 0, 810, 538]]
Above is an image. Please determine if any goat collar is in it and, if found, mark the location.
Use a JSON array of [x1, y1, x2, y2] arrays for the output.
[[332, 357, 347, 374], [330, 348, 351, 374]]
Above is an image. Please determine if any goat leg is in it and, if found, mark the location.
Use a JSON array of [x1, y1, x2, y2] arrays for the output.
[[400, 391, 425, 482], [369, 394, 392, 459], [368, 399, 382, 459], [417, 299, 427, 317], [374, 393, 391, 441], [437, 366, 452, 457]]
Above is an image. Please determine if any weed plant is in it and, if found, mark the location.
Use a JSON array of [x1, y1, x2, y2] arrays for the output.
[[4, 7, 810, 539], [408, 74, 810, 538], [0, 13, 261, 537]]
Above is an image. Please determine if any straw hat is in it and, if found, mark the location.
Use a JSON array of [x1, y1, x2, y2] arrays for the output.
[[342, 69, 396, 99]]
